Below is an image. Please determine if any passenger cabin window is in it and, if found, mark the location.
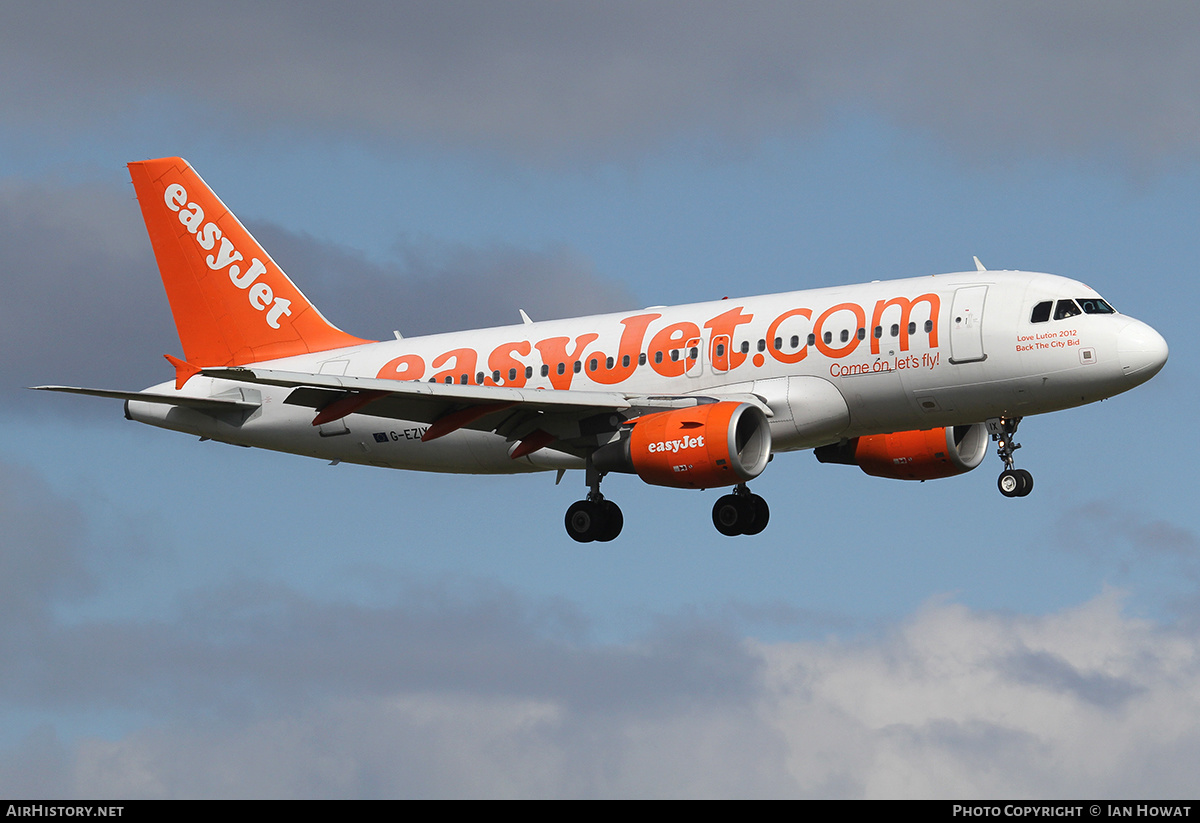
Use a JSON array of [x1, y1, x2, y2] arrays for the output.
[[1031, 301, 1052, 323], [541, 364, 550, 377], [1054, 300, 1082, 320]]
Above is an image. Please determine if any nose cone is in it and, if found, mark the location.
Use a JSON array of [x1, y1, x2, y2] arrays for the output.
[[1118, 320, 1169, 383]]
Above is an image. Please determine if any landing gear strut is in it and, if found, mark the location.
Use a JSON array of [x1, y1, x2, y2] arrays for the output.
[[712, 484, 770, 536], [564, 461, 623, 542], [988, 416, 1033, 498]]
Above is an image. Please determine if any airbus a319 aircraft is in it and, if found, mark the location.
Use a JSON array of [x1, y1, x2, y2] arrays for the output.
[[37, 158, 1169, 541]]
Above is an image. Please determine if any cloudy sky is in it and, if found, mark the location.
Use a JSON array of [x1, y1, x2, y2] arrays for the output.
[[1, 2, 1198, 798]]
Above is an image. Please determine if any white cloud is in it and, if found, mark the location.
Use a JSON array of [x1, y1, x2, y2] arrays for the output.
[[761, 592, 1200, 797], [9, 589, 1200, 798]]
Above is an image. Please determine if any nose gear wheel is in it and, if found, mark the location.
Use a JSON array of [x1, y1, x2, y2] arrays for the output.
[[988, 417, 1033, 498]]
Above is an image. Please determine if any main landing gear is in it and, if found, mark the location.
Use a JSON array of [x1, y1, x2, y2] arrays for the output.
[[712, 484, 770, 537], [563, 465, 772, 541], [564, 463, 624, 543], [988, 416, 1034, 498]]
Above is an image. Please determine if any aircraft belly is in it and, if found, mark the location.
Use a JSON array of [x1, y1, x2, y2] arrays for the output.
[[127, 396, 540, 474], [332, 420, 539, 474]]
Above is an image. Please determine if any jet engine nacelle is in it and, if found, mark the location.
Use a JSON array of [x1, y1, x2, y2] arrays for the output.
[[593, 401, 772, 489], [813, 423, 989, 481]]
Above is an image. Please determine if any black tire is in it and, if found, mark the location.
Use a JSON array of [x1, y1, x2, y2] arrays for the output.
[[742, 494, 770, 535], [712, 494, 744, 536], [565, 500, 598, 542], [594, 500, 624, 542], [1015, 468, 1034, 497]]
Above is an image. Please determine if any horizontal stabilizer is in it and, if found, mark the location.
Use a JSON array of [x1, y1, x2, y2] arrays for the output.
[[31, 386, 260, 412]]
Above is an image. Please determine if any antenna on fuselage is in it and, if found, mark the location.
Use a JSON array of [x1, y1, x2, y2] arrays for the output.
[[973, 256, 987, 272], [519, 309, 534, 325]]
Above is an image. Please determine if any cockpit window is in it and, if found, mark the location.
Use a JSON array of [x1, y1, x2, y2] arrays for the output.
[[1078, 298, 1115, 315], [1033, 297, 1114, 323], [1054, 299, 1082, 320]]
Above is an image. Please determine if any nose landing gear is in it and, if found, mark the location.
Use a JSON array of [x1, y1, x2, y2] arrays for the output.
[[988, 417, 1033, 498], [712, 484, 770, 536]]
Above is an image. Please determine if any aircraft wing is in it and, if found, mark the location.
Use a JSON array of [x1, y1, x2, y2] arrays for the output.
[[201, 367, 636, 413], [201, 366, 766, 452]]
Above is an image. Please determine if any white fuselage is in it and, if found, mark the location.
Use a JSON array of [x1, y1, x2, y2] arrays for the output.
[[126, 270, 1167, 474]]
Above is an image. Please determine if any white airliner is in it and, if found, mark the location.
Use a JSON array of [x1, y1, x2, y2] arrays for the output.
[[36, 157, 1169, 541]]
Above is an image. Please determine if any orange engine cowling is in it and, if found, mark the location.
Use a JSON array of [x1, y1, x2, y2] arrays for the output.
[[593, 401, 772, 489], [813, 423, 989, 480]]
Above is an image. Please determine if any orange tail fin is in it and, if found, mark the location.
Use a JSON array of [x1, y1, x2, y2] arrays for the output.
[[128, 157, 371, 367]]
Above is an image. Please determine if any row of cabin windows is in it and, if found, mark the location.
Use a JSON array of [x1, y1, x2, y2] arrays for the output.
[[537, 353, 648, 377], [1030, 298, 1115, 324], [434, 365, 538, 384], [736, 321, 933, 352], [423, 320, 937, 383]]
